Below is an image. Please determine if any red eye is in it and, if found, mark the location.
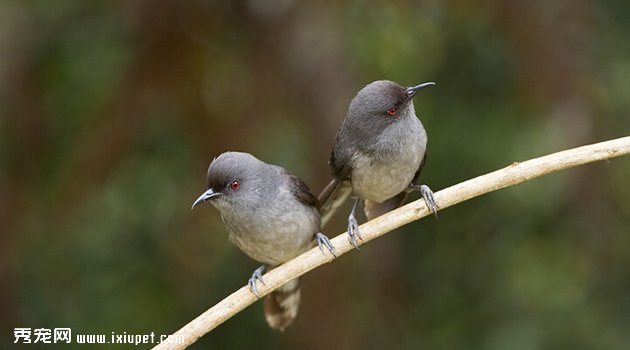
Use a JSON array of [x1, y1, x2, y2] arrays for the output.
[[387, 107, 398, 116], [230, 181, 240, 190]]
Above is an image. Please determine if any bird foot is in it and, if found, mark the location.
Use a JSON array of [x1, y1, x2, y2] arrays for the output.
[[316, 233, 336, 257], [410, 184, 439, 218], [248, 265, 267, 298], [347, 214, 362, 250]]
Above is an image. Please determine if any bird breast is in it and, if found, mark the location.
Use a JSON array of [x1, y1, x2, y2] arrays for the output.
[[221, 191, 319, 265], [350, 118, 427, 203]]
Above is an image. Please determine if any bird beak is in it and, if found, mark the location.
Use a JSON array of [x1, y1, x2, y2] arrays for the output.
[[191, 188, 221, 209], [405, 82, 435, 98]]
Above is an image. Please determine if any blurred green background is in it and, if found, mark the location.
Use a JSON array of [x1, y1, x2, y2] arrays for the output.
[[1, 0, 630, 349]]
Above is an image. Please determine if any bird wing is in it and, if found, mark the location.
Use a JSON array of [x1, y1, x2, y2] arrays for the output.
[[329, 124, 356, 181], [286, 171, 319, 207], [316, 123, 358, 228]]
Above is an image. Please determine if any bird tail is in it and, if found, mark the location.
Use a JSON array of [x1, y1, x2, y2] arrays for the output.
[[264, 278, 301, 331], [364, 192, 408, 221], [317, 179, 352, 228]]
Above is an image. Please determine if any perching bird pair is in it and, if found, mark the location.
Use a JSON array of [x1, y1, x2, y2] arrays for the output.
[[191, 80, 439, 331]]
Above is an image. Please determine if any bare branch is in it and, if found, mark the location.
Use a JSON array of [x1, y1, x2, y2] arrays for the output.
[[153, 136, 630, 350]]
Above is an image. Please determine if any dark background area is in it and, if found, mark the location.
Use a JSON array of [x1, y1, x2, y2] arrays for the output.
[[1, 0, 629, 349]]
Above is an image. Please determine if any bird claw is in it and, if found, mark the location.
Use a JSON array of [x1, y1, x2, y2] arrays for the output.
[[316, 232, 336, 257], [347, 214, 362, 250], [346, 198, 362, 250], [409, 184, 439, 218], [419, 184, 439, 218], [248, 265, 267, 298]]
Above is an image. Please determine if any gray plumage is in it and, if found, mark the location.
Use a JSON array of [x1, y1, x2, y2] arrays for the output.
[[205, 152, 319, 264], [319, 80, 438, 247], [192, 151, 334, 331], [331, 80, 427, 202]]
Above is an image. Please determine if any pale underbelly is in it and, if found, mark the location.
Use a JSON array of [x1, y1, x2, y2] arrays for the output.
[[351, 152, 422, 203], [224, 209, 317, 265]]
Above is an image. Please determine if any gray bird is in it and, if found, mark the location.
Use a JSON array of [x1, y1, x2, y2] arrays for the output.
[[192, 152, 335, 331], [318, 80, 439, 248]]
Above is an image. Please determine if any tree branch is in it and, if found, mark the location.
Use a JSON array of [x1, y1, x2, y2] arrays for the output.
[[153, 136, 630, 350]]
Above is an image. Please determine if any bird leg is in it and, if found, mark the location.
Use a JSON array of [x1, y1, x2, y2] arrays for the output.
[[408, 184, 439, 218], [347, 198, 362, 250], [315, 232, 336, 257], [248, 264, 267, 298]]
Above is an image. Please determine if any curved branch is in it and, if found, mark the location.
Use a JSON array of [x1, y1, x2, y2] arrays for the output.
[[153, 136, 630, 350]]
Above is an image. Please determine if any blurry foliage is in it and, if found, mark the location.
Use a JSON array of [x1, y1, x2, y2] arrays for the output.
[[1, 0, 629, 349]]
